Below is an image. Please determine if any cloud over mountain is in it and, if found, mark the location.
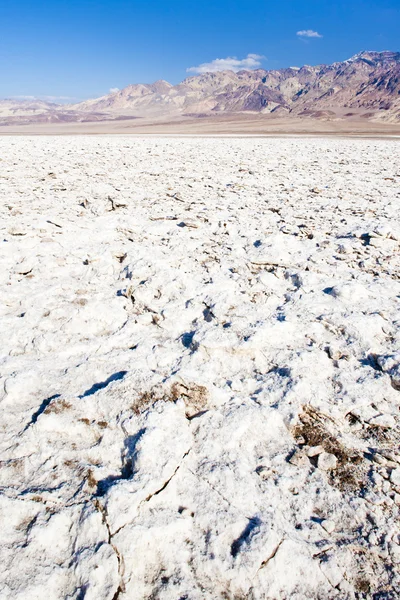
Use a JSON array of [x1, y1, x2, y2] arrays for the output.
[[187, 53, 265, 74], [12, 95, 75, 101]]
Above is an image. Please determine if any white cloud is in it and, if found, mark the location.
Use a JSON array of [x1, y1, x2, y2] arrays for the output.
[[11, 95, 74, 102], [297, 29, 323, 38], [109, 87, 120, 94], [43, 96, 75, 101], [187, 53, 265, 74]]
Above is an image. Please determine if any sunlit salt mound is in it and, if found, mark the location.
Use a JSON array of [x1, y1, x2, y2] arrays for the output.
[[1, 136, 400, 598]]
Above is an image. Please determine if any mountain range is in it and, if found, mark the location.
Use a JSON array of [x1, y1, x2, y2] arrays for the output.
[[1, 51, 399, 126]]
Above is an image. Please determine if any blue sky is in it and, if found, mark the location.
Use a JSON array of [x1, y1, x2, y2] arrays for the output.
[[0, 0, 399, 101]]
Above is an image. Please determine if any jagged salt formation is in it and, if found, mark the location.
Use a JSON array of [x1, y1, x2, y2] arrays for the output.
[[0, 137, 400, 598]]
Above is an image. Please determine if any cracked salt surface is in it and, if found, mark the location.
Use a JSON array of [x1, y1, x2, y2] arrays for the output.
[[0, 136, 400, 598]]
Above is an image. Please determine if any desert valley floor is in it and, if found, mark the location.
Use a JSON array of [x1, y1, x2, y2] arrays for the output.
[[1, 136, 400, 599]]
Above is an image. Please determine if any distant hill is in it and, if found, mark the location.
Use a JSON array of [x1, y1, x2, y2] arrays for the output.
[[1, 51, 399, 125]]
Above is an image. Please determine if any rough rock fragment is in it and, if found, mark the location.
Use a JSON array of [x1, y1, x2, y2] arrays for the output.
[[318, 452, 338, 471]]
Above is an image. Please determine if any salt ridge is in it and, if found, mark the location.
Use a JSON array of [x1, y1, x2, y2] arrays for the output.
[[0, 137, 400, 598]]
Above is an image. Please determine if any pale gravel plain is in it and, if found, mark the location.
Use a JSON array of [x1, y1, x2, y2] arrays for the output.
[[0, 136, 400, 599]]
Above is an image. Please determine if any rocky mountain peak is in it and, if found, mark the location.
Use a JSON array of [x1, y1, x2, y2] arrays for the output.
[[1, 51, 399, 124]]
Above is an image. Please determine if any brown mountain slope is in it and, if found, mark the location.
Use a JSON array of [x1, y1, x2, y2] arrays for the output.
[[0, 99, 57, 118], [1, 51, 399, 126], [66, 51, 400, 122]]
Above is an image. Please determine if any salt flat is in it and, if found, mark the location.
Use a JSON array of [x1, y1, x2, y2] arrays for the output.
[[0, 136, 400, 599], [2, 113, 400, 136]]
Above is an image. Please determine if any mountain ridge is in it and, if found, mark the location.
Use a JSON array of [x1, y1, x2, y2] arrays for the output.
[[1, 51, 399, 125], [58, 50, 400, 123]]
